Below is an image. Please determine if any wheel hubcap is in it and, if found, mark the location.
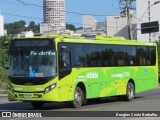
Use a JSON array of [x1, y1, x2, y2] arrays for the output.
[[128, 85, 134, 99], [75, 91, 82, 105]]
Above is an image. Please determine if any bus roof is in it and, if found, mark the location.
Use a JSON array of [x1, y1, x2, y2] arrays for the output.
[[16, 34, 156, 46], [56, 35, 156, 46]]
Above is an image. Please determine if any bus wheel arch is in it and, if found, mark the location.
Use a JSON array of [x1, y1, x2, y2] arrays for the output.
[[70, 82, 86, 108], [77, 82, 86, 99]]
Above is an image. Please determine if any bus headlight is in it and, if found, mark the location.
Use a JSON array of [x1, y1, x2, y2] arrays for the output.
[[8, 84, 14, 93], [44, 83, 56, 94]]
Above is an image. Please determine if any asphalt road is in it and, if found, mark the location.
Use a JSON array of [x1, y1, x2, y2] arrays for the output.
[[0, 87, 160, 120]]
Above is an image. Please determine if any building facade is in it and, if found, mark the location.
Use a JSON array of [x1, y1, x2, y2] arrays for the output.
[[136, 0, 160, 42], [83, 15, 96, 30], [106, 15, 137, 40], [0, 15, 4, 36], [42, 0, 66, 33]]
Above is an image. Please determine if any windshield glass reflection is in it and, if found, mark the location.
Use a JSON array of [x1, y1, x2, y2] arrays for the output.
[[9, 49, 56, 77]]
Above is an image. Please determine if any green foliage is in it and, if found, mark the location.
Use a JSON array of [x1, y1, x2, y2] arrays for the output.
[[0, 66, 8, 81], [77, 27, 83, 30], [26, 21, 40, 33], [0, 36, 10, 93], [66, 23, 76, 31], [4, 20, 40, 35], [0, 79, 8, 94], [0, 35, 12, 48], [5, 20, 26, 35]]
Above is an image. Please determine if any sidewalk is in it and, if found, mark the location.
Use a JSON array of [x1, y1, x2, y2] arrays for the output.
[[0, 94, 7, 97]]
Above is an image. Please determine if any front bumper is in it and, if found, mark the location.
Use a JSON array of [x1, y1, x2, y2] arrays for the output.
[[8, 88, 60, 102]]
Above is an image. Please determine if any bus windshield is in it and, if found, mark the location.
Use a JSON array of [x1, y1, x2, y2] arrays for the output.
[[9, 49, 56, 78]]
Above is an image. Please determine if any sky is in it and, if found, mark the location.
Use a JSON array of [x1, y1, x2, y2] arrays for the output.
[[0, 0, 121, 27]]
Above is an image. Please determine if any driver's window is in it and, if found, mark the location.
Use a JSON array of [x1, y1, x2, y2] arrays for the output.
[[59, 52, 71, 80], [59, 52, 71, 69]]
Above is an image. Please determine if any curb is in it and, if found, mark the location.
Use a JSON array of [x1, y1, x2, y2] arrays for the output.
[[0, 94, 7, 97]]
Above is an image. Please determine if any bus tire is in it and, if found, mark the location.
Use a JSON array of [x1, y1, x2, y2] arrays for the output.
[[70, 87, 84, 108], [125, 82, 135, 101], [31, 102, 44, 109]]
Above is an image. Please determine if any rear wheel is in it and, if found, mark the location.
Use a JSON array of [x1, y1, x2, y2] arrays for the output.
[[31, 102, 44, 109], [125, 82, 135, 101], [70, 87, 84, 108]]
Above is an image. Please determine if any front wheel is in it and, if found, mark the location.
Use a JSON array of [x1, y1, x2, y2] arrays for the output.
[[70, 87, 84, 108], [125, 82, 135, 101]]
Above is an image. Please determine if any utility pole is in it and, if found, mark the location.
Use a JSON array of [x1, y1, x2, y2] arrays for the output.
[[119, 0, 135, 40], [148, 1, 151, 42], [126, 0, 132, 40]]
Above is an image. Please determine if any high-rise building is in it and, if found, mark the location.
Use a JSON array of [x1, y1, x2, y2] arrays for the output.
[[42, 0, 66, 33], [0, 15, 4, 36]]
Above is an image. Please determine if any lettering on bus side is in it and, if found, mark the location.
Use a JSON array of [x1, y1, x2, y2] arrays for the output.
[[111, 72, 130, 78], [86, 72, 99, 79], [77, 72, 99, 81]]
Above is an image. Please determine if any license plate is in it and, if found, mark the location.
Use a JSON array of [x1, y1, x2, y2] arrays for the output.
[[23, 94, 32, 98]]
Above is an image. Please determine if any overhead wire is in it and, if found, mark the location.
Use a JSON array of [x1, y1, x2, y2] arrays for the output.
[[3, 0, 157, 34], [1, 12, 43, 20], [0, 0, 123, 25], [15, 0, 110, 17], [0, 0, 41, 9]]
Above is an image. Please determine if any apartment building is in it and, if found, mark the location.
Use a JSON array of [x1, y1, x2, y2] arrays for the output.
[[42, 0, 66, 33]]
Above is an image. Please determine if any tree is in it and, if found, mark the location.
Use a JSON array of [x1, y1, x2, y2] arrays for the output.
[[4, 20, 40, 35], [4, 20, 26, 35], [66, 23, 76, 31], [77, 27, 83, 30], [0, 35, 12, 49], [0, 35, 12, 81], [27, 21, 39, 33]]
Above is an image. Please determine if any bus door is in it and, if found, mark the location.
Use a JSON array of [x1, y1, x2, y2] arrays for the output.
[[58, 51, 72, 101]]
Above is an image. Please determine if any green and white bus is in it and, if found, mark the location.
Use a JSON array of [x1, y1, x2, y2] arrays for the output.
[[8, 35, 159, 108]]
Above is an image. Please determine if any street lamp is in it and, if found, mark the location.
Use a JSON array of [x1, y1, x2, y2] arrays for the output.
[[152, 1, 160, 6], [114, 16, 120, 36], [136, 0, 160, 42], [137, 0, 160, 23], [148, 1, 160, 41]]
